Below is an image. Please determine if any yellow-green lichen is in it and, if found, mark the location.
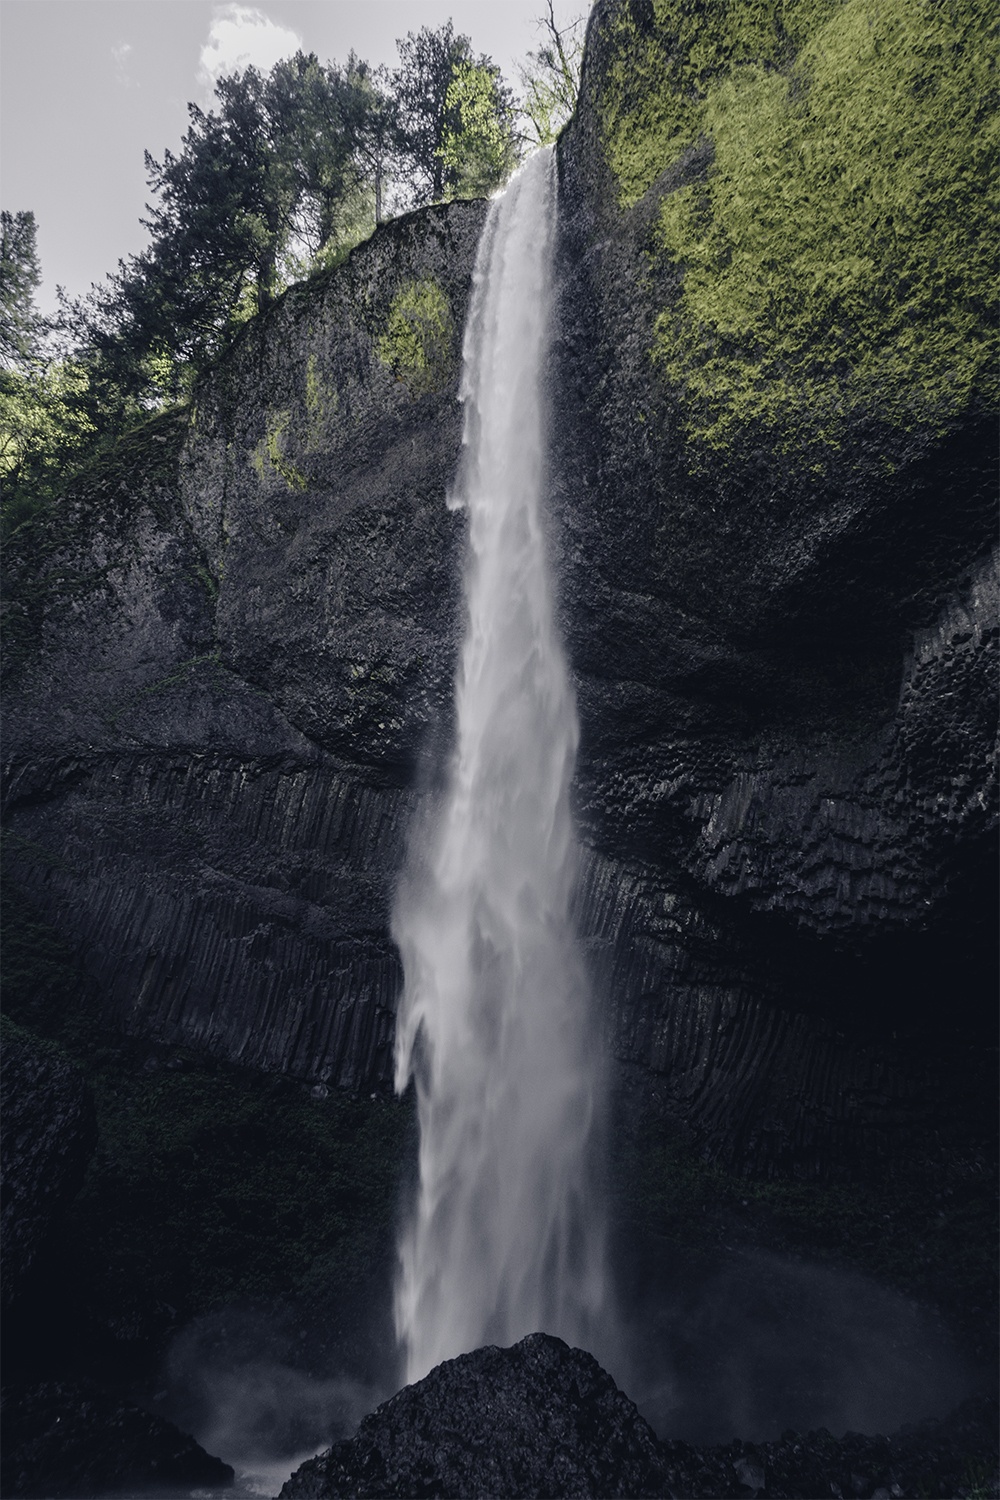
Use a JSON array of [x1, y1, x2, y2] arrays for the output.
[[598, 0, 840, 207], [303, 353, 338, 450], [648, 0, 998, 458], [377, 280, 455, 397], [251, 409, 308, 491]]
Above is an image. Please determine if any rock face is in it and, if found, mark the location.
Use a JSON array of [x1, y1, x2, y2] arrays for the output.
[[2, 200, 485, 1087], [0, 1021, 96, 1309], [279, 1334, 998, 1500], [279, 1333, 673, 1499], [0, 1381, 234, 1498], [2, 0, 996, 1169], [547, 0, 997, 1166]]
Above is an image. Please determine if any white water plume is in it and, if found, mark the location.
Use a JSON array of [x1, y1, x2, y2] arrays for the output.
[[392, 147, 609, 1386]]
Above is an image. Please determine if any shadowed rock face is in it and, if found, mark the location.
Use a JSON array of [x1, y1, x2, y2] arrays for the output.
[[546, 0, 997, 1168], [0, 1023, 96, 1310], [278, 1334, 998, 1500]]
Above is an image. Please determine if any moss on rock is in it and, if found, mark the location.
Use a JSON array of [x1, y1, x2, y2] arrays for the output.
[[598, 0, 838, 208], [377, 278, 455, 397], [597, 0, 998, 465], [303, 351, 338, 450], [251, 408, 309, 491]]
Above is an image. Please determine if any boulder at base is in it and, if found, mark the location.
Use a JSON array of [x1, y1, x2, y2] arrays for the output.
[[280, 1334, 998, 1499], [279, 1332, 671, 1499]]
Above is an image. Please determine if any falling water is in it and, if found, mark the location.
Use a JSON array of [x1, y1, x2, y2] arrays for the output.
[[392, 147, 609, 1386]]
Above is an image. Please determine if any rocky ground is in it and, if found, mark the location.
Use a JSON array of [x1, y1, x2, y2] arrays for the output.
[[278, 1334, 998, 1500]]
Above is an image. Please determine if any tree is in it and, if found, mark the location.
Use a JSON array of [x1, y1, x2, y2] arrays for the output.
[[438, 60, 518, 199], [349, 57, 400, 225], [267, 52, 370, 257], [79, 64, 294, 403], [0, 212, 98, 534], [147, 67, 292, 318], [0, 357, 96, 533], [393, 23, 518, 204], [392, 23, 475, 203], [519, 1, 586, 146], [73, 53, 368, 406], [0, 211, 43, 370]]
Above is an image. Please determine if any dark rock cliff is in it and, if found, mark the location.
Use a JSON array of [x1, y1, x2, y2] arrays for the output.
[[2, 0, 996, 1181], [3, 200, 485, 1088], [549, 0, 997, 1170]]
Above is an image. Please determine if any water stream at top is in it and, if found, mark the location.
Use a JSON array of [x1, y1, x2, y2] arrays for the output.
[[392, 146, 609, 1386]]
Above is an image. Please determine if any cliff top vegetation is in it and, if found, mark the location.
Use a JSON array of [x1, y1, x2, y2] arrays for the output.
[[0, 8, 587, 541]]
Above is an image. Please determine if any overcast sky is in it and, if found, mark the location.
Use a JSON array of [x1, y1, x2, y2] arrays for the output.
[[1, 0, 588, 315]]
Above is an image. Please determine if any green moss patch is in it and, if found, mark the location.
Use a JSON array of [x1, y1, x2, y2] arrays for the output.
[[598, 0, 838, 208], [377, 279, 455, 397], [303, 352, 339, 450], [251, 408, 309, 491], [598, 0, 998, 465]]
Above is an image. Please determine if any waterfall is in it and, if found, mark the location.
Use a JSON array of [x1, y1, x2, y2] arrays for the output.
[[392, 147, 609, 1386]]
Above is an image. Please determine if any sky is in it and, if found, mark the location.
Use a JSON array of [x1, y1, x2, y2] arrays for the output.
[[1, 0, 588, 315]]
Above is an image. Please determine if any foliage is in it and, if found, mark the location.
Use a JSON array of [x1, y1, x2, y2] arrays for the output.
[[391, 23, 474, 204], [8, 23, 520, 516], [392, 23, 517, 204], [0, 361, 98, 535], [348, 56, 400, 226], [439, 60, 519, 198], [0, 210, 44, 369], [518, 1, 587, 147], [377, 278, 455, 396], [76, 68, 295, 409], [0, 211, 102, 535], [268, 52, 370, 260]]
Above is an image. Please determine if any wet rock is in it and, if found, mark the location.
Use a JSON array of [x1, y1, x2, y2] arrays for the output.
[[279, 1333, 673, 1498], [1, 201, 486, 1094], [0, 1380, 234, 1498], [281, 1336, 998, 1500], [734, 1455, 766, 1494]]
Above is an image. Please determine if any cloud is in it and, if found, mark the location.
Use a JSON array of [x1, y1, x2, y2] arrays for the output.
[[199, 4, 302, 87], [112, 40, 137, 86]]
